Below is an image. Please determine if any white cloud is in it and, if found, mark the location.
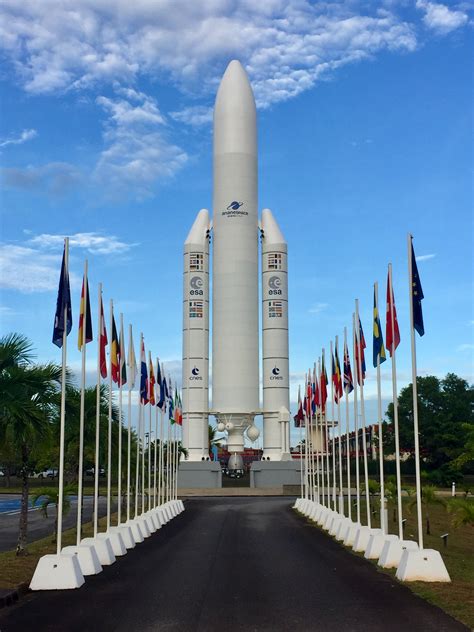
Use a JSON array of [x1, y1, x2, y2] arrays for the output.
[[170, 105, 213, 127], [415, 253, 436, 261], [0, 128, 37, 148], [1, 162, 81, 195], [0, 305, 19, 317], [416, 1, 469, 34], [28, 232, 137, 255], [308, 302, 329, 314]]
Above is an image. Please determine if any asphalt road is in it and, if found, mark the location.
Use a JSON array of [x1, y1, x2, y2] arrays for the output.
[[0, 495, 112, 552], [0, 497, 467, 632]]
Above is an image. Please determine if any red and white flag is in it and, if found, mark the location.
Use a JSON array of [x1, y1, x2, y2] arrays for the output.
[[386, 268, 401, 356]]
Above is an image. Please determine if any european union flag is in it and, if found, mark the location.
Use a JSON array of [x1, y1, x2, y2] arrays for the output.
[[52, 243, 72, 347], [411, 241, 425, 336], [373, 287, 387, 367]]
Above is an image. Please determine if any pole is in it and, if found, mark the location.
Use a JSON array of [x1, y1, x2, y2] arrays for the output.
[[314, 365, 320, 504], [344, 328, 352, 521], [330, 341, 337, 510], [159, 402, 164, 505], [126, 324, 133, 523], [352, 316, 361, 525], [106, 299, 113, 531], [355, 299, 371, 528], [134, 394, 141, 518], [336, 336, 343, 514], [389, 263, 404, 540], [408, 235, 424, 549], [154, 360, 159, 509], [375, 282, 386, 534], [56, 237, 69, 555], [117, 313, 124, 525], [76, 260, 88, 546], [93, 283, 102, 537], [148, 351, 153, 512], [323, 351, 330, 508]]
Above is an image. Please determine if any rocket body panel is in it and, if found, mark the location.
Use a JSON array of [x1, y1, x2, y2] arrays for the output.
[[212, 61, 259, 417], [182, 209, 210, 461]]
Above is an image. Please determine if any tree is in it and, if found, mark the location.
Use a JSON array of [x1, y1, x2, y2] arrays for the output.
[[0, 334, 62, 555], [447, 499, 474, 528], [208, 425, 224, 451], [408, 485, 446, 535], [32, 485, 75, 542], [384, 373, 474, 480]]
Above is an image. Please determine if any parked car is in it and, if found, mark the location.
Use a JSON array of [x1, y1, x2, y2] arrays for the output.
[[33, 469, 58, 479], [85, 467, 105, 477]]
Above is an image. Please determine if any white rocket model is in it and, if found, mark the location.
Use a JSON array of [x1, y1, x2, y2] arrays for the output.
[[182, 60, 290, 461]]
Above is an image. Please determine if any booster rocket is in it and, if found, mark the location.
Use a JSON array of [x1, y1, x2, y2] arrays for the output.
[[182, 60, 290, 461]]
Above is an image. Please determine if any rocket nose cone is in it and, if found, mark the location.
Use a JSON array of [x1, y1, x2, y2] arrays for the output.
[[215, 59, 255, 108]]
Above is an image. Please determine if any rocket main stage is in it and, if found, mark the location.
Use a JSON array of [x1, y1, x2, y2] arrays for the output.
[[182, 60, 290, 462]]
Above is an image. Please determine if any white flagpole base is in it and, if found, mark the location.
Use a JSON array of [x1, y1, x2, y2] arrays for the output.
[[146, 510, 161, 530], [125, 519, 145, 543], [61, 544, 102, 576], [162, 503, 174, 521], [106, 528, 127, 555], [135, 516, 151, 537], [322, 510, 337, 531], [156, 506, 169, 525], [178, 499, 185, 512], [82, 535, 115, 565], [396, 549, 451, 582], [112, 524, 136, 548], [30, 553, 84, 590], [300, 498, 311, 515], [316, 506, 330, 526], [352, 527, 382, 552], [329, 515, 345, 536], [142, 512, 157, 532], [307, 503, 320, 521], [335, 518, 353, 541], [293, 497, 302, 510], [364, 533, 398, 560], [378, 539, 418, 569], [343, 521, 361, 546]]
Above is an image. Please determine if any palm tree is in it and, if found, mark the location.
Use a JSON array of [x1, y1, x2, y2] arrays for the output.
[[0, 333, 62, 555], [32, 485, 75, 542], [408, 485, 446, 535], [447, 499, 474, 528], [208, 425, 224, 452]]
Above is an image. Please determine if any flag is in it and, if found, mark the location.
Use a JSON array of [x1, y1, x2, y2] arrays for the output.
[[410, 240, 425, 336], [294, 385, 304, 427], [119, 320, 127, 386], [127, 326, 137, 388], [162, 372, 169, 413], [306, 371, 313, 418], [314, 369, 320, 409], [99, 294, 108, 378], [111, 313, 120, 383], [148, 352, 156, 405], [334, 346, 343, 402], [355, 317, 366, 385], [140, 338, 148, 404], [77, 274, 93, 350], [175, 390, 183, 425], [320, 354, 328, 411], [373, 286, 386, 368], [386, 269, 401, 355], [156, 360, 164, 409], [52, 243, 72, 347], [343, 340, 354, 394], [311, 367, 317, 415], [168, 379, 174, 420]]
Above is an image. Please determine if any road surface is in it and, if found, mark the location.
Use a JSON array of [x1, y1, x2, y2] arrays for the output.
[[0, 497, 467, 631]]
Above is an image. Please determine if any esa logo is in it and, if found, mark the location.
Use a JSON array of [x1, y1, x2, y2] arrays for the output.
[[190, 276, 203, 296], [270, 366, 283, 381], [268, 275, 282, 296], [190, 366, 203, 381]]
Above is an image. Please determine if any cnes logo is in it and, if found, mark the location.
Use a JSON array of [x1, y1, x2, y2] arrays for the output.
[[270, 366, 283, 381], [190, 366, 202, 381]]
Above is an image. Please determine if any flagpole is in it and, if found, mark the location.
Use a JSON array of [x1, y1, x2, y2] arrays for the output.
[[352, 316, 361, 525], [141, 348, 146, 515], [314, 365, 320, 504], [148, 351, 152, 512], [154, 358, 159, 509], [322, 351, 330, 508], [375, 282, 386, 534], [107, 299, 113, 531], [56, 237, 69, 555], [76, 259, 88, 546], [336, 337, 343, 514], [388, 263, 404, 540], [159, 396, 164, 506], [355, 299, 371, 528], [126, 326, 132, 522], [408, 235, 424, 550], [93, 283, 102, 537], [303, 399, 308, 499], [330, 342, 337, 510], [344, 328, 352, 521], [117, 314, 124, 526], [309, 370, 315, 502], [134, 384, 141, 519]]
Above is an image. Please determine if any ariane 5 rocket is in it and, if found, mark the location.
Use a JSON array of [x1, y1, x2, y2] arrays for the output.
[[182, 60, 290, 462]]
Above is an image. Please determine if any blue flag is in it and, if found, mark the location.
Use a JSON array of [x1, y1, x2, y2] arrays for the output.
[[140, 338, 148, 404], [373, 287, 387, 368], [411, 241, 425, 336], [52, 244, 72, 347], [156, 361, 164, 409]]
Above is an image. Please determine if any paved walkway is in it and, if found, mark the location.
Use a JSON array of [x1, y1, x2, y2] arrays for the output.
[[0, 498, 467, 631]]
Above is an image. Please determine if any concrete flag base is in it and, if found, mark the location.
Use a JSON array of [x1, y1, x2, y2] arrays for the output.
[[329, 515, 345, 536], [335, 518, 353, 541], [124, 519, 145, 543], [293, 497, 302, 510], [343, 521, 361, 546], [106, 528, 127, 556], [153, 508, 165, 527], [30, 553, 84, 591], [316, 506, 329, 525], [82, 535, 115, 565], [300, 499, 311, 515], [322, 510, 337, 531], [364, 533, 398, 560], [157, 506, 169, 525], [353, 527, 382, 553], [396, 549, 451, 582], [61, 544, 102, 576], [136, 516, 151, 537], [378, 539, 418, 569], [113, 524, 136, 549], [308, 503, 320, 521], [177, 499, 185, 513], [143, 513, 157, 532], [146, 511, 161, 530]]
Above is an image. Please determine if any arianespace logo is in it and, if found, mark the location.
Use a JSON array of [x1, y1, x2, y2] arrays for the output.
[[222, 200, 248, 218], [270, 366, 283, 381], [190, 366, 203, 381]]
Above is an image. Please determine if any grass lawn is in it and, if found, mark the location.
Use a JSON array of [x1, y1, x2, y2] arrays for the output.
[[304, 496, 474, 630]]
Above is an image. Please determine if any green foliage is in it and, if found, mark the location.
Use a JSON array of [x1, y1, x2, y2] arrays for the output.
[[447, 498, 474, 528], [208, 424, 224, 450], [384, 373, 474, 481]]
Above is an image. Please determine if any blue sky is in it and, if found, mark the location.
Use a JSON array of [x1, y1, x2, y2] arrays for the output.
[[0, 1, 473, 445]]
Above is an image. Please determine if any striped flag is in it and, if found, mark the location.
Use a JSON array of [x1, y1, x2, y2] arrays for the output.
[[343, 339, 354, 394], [334, 346, 343, 402], [119, 320, 127, 386], [355, 317, 366, 384], [294, 385, 304, 427], [111, 313, 120, 383], [52, 242, 72, 347], [320, 354, 328, 411], [148, 352, 156, 405], [77, 273, 93, 350], [127, 326, 137, 388], [99, 294, 108, 378], [386, 268, 401, 355], [373, 286, 386, 367]]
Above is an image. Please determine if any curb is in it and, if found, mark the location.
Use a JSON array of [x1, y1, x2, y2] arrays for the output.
[[0, 582, 29, 609]]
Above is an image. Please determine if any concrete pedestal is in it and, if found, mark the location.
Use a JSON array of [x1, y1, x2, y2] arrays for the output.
[[82, 535, 115, 565], [335, 518, 353, 541], [364, 533, 398, 560], [343, 521, 361, 546], [178, 461, 222, 488], [30, 554, 84, 590], [396, 549, 451, 582], [106, 528, 127, 555], [352, 527, 382, 552], [329, 515, 346, 536], [378, 539, 418, 569], [62, 544, 102, 576], [250, 460, 300, 488], [113, 524, 136, 549], [124, 519, 145, 543]]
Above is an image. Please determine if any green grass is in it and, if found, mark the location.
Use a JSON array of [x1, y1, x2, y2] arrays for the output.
[[301, 497, 474, 630]]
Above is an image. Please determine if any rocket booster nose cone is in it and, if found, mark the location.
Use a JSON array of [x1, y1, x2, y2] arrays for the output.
[[214, 60, 256, 157], [261, 208, 286, 245]]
